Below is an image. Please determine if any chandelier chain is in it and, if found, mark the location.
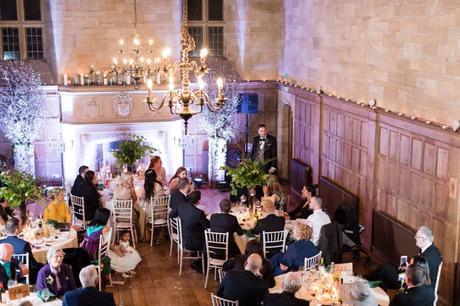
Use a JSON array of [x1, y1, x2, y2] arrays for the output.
[[133, 0, 138, 30]]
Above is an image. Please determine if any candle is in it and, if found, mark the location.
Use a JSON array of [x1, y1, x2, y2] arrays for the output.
[[80, 74, 84, 85], [217, 78, 223, 96], [103, 73, 108, 85], [156, 72, 161, 85], [147, 78, 153, 91], [162, 48, 171, 59], [168, 76, 174, 91], [63, 74, 68, 86], [200, 48, 208, 58], [126, 75, 131, 85]]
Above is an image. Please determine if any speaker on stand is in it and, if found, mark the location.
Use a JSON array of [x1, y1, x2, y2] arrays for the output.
[[238, 93, 259, 158]]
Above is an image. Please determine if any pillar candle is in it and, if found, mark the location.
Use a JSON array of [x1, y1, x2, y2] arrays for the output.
[[103, 73, 108, 85], [156, 72, 161, 85], [80, 74, 85, 85], [126, 75, 131, 85], [63, 74, 68, 86]]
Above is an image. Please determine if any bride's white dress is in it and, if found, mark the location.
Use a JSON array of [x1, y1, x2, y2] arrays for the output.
[[108, 241, 142, 273]]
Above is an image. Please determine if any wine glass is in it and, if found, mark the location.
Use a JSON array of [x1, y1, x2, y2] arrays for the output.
[[41, 287, 50, 302]]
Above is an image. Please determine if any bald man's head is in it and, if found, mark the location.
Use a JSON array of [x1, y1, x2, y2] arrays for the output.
[[0, 243, 13, 262], [245, 253, 263, 275]]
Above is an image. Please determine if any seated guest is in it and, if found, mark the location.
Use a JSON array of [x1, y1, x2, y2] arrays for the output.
[[0, 243, 28, 289], [306, 197, 331, 246], [71, 165, 89, 195], [73, 170, 102, 221], [170, 184, 209, 272], [271, 223, 318, 276], [223, 240, 275, 288], [262, 181, 284, 211], [210, 199, 245, 258], [410, 255, 431, 286], [341, 279, 378, 306], [288, 185, 316, 220], [62, 265, 116, 306], [253, 199, 285, 256], [108, 230, 141, 278], [113, 172, 138, 203], [147, 156, 166, 186], [0, 197, 13, 225], [169, 177, 191, 212], [36, 248, 76, 297], [264, 272, 308, 306], [390, 264, 434, 306], [80, 208, 112, 259], [169, 167, 187, 193], [217, 253, 269, 306], [0, 218, 42, 284], [366, 226, 442, 291], [144, 166, 164, 200], [43, 188, 72, 224]]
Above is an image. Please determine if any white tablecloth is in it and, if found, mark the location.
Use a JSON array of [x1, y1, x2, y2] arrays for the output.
[[269, 272, 389, 306], [1, 292, 62, 305], [27, 229, 78, 264]]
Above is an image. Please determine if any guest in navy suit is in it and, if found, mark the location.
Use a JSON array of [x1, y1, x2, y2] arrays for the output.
[[169, 178, 191, 212], [0, 218, 42, 284], [63, 265, 116, 306], [36, 248, 76, 297], [264, 272, 308, 306], [210, 199, 245, 258], [253, 199, 285, 257]]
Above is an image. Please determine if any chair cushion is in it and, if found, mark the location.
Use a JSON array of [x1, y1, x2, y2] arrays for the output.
[[154, 219, 167, 225], [209, 258, 225, 266]]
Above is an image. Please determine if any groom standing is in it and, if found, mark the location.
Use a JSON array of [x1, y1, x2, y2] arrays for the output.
[[251, 124, 277, 172]]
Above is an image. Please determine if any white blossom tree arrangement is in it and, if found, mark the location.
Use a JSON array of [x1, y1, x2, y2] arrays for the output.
[[201, 66, 241, 185], [0, 61, 46, 175]]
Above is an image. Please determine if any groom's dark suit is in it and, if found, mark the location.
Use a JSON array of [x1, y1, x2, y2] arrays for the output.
[[250, 134, 277, 170]]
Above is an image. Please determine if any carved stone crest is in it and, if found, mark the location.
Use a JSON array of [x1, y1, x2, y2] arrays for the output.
[[86, 98, 102, 118], [113, 92, 133, 118]]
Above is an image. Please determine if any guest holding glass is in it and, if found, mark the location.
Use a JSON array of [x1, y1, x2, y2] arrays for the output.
[[271, 223, 319, 276], [43, 188, 71, 224], [36, 247, 76, 297], [169, 167, 187, 193], [0, 243, 28, 289]]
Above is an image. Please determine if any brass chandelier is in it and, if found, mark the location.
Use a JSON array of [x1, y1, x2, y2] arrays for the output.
[[144, 0, 226, 134], [112, 0, 171, 89]]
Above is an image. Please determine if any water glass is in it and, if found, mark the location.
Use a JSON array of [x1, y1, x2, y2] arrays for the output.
[[41, 288, 50, 302]]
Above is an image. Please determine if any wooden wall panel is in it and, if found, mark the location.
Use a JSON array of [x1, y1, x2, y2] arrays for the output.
[[278, 84, 460, 305]]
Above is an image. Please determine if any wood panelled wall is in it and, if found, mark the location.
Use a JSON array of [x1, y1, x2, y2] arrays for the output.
[[279, 84, 460, 306]]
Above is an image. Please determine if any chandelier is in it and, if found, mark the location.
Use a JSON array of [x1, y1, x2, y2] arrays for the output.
[[144, 0, 226, 134], [112, 0, 170, 89]]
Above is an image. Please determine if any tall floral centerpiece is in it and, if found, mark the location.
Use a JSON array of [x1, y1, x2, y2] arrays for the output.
[[0, 61, 46, 175], [0, 171, 43, 224], [224, 159, 268, 196], [201, 65, 240, 185], [112, 134, 158, 172]]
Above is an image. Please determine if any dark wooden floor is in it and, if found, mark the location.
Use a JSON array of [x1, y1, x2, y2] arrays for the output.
[[106, 240, 219, 306], [104, 188, 384, 306]]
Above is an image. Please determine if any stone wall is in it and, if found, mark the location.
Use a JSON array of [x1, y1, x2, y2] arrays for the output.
[[280, 0, 460, 125]]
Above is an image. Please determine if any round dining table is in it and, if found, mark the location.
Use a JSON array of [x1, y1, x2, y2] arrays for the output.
[[25, 229, 78, 264]]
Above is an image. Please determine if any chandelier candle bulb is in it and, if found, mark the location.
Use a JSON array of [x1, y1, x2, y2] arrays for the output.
[[200, 48, 208, 58], [63, 74, 68, 86], [119, 39, 124, 46], [126, 75, 131, 85], [103, 73, 108, 85], [113, 57, 118, 66], [147, 79, 153, 91], [156, 72, 161, 85], [80, 74, 84, 85], [149, 39, 153, 46], [162, 48, 171, 59], [217, 78, 223, 96]]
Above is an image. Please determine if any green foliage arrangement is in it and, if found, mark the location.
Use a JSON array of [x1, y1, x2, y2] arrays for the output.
[[0, 171, 43, 209], [224, 159, 268, 196], [112, 134, 158, 168]]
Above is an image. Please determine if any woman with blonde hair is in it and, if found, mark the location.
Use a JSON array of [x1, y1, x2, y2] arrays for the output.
[[113, 172, 137, 203], [271, 223, 319, 276], [43, 188, 71, 224]]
